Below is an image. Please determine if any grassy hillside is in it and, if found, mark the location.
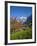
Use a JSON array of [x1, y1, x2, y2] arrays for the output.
[[10, 27, 32, 40]]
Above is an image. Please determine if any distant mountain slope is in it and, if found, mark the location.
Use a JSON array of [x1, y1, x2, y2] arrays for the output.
[[27, 14, 32, 27], [27, 15, 32, 21]]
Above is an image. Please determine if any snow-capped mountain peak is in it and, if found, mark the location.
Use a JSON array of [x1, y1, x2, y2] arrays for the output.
[[19, 16, 27, 22]]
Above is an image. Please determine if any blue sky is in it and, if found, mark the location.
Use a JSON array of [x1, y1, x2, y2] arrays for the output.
[[10, 6, 32, 17]]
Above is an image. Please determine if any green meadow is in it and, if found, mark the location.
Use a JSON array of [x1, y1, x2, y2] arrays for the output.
[[10, 27, 32, 40]]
